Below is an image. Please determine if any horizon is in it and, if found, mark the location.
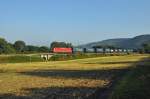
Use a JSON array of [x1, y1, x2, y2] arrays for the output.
[[0, 33, 149, 47], [0, 0, 150, 46]]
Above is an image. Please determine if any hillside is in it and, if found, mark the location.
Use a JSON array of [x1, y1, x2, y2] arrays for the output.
[[79, 34, 150, 49]]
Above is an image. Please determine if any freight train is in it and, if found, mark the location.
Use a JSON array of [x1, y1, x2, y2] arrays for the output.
[[41, 47, 134, 60], [52, 47, 134, 53]]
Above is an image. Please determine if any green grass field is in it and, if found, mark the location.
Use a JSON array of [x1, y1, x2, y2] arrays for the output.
[[0, 54, 149, 99], [0, 54, 43, 63]]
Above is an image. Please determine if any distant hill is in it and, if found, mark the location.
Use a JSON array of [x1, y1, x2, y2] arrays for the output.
[[78, 34, 150, 49]]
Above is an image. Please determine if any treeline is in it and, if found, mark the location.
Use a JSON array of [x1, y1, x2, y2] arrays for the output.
[[0, 37, 50, 54], [0, 37, 72, 54], [140, 43, 150, 53], [0, 36, 149, 54]]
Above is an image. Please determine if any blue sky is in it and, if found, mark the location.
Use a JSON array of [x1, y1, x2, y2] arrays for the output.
[[0, 0, 150, 46]]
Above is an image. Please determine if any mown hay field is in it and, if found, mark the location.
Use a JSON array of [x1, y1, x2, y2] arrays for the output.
[[0, 54, 149, 99]]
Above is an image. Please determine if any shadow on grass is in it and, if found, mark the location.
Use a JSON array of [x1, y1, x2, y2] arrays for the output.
[[0, 93, 30, 99], [0, 57, 149, 99], [110, 57, 150, 99], [20, 69, 129, 80], [84, 61, 137, 64], [18, 59, 148, 80], [0, 86, 106, 99], [17, 59, 144, 80]]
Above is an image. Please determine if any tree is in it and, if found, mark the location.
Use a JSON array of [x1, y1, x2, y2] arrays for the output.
[[0, 38, 16, 54], [14, 40, 26, 52], [26, 45, 39, 52], [50, 41, 72, 51], [0, 38, 8, 54], [142, 43, 150, 53], [5, 44, 16, 54], [38, 46, 49, 53]]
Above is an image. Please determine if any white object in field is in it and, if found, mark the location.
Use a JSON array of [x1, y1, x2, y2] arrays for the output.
[[40, 54, 53, 61]]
